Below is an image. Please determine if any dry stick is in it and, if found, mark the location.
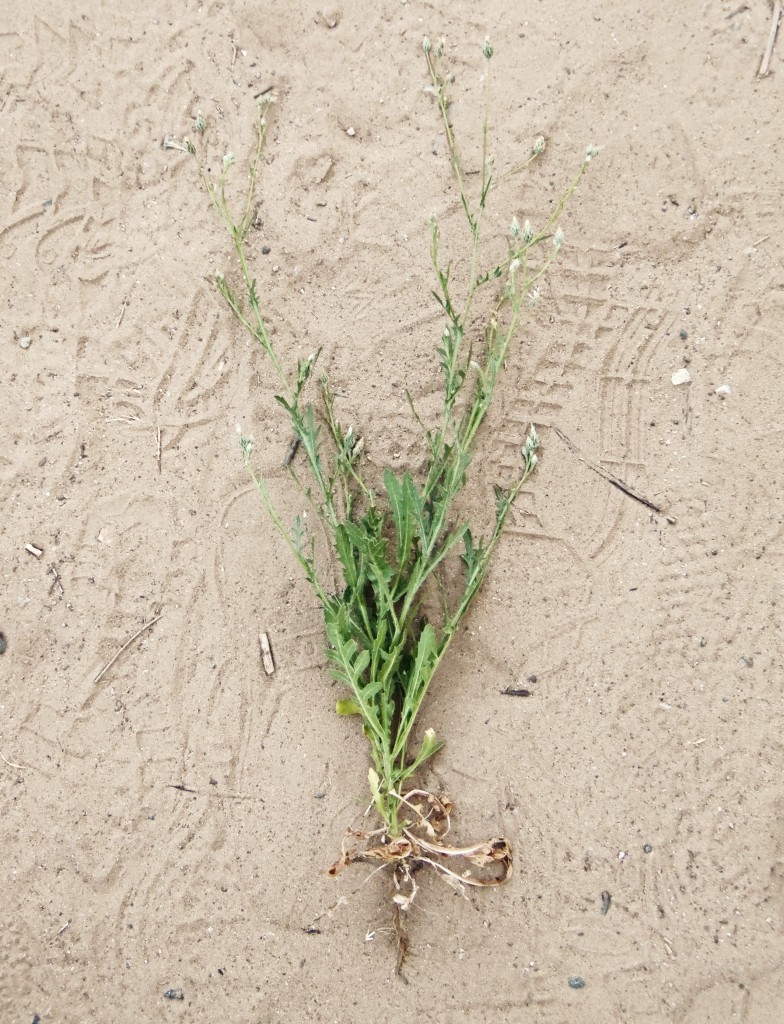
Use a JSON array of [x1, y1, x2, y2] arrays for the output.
[[156, 424, 162, 474], [116, 288, 132, 329], [551, 426, 664, 514], [167, 783, 262, 801], [259, 631, 275, 674], [48, 564, 65, 597], [91, 614, 162, 688], [759, 0, 782, 76]]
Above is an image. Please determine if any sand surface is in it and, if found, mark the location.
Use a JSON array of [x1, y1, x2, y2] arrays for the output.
[[2, 1, 783, 1021]]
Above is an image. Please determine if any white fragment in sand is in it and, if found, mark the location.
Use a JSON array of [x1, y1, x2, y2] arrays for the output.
[[671, 368, 691, 386], [715, 384, 732, 397], [259, 632, 275, 675], [618, 851, 627, 862], [345, 126, 356, 137], [19, 336, 31, 349]]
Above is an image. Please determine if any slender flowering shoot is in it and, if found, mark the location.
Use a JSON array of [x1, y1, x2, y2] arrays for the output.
[[188, 42, 596, 967]]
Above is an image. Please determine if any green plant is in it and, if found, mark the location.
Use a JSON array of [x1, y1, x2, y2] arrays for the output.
[[188, 38, 595, 943]]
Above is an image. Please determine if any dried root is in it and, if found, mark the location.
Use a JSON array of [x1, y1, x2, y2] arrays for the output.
[[326, 790, 513, 971]]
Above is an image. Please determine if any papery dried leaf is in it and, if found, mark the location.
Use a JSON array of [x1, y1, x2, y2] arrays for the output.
[[327, 853, 350, 877], [466, 838, 513, 867]]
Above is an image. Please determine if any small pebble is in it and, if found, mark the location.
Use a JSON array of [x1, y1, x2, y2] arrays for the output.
[[600, 890, 612, 915], [643, 843, 653, 854], [0, 632, 6, 655], [568, 976, 586, 989], [526, 674, 537, 684], [163, 989, 184, 1001], [19, 336, 31, 349], [671, 368, 691, 386], [679, 328, 688, 340], [715, 384, 732, 397], [261, 245, 271, 255], [345, 126, 356, 137]]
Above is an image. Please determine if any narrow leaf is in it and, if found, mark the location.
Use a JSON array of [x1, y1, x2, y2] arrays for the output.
[[384, 469, 415, 570]]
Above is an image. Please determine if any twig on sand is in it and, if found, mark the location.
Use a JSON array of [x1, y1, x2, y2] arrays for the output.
[[551, 426, 664, 514], [48, 563, 65, 597], [91, 614, 162, 688], [116, 284, 134, 329], [259, 631, 275, 674], [167, 783, 263, 801], [759, 1, 782, 77]]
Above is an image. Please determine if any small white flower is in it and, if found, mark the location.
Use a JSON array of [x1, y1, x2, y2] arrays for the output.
[[554, 227, 564, 249], [510, 216, 521, 238], [523, 219, 534, 243], [528, 287, 540, 309], [509, 258, 521, 276], [483, 36, 494, 59], [585, 144, 599, 162], [222, 151, 235, 171], [422, 36, 432, 54], [532, 135, 546, 156]]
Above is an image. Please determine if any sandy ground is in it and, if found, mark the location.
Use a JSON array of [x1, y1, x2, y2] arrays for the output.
[[2, 1, 783, 1021]]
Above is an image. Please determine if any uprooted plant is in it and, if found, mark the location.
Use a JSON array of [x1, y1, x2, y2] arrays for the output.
[[188, 37, 596, 961]]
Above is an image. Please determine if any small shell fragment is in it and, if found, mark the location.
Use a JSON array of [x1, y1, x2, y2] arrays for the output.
[[715, 384, 732, 397], [671, 368, 691, 386]]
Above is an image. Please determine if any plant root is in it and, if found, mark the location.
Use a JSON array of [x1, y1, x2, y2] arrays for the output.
[[327, 790, 513, 972]]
